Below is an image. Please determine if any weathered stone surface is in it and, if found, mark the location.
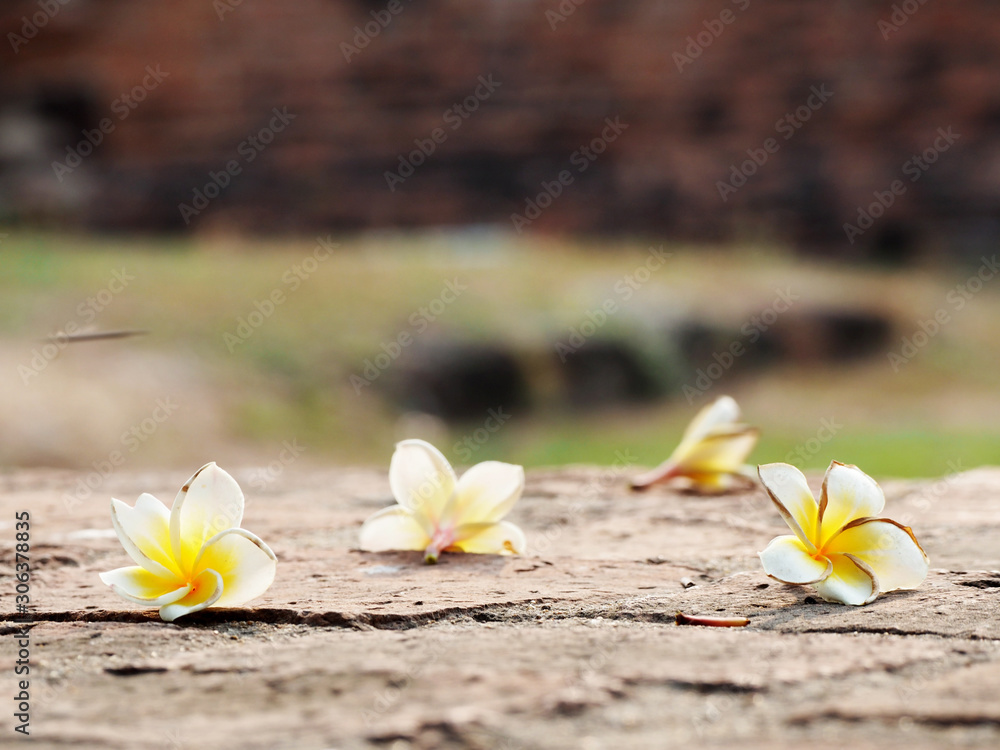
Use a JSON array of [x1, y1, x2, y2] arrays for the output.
[[1, 466, 998, 748]]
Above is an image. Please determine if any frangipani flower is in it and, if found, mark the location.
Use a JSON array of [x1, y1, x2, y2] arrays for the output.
[[630, 395, 758, 492], [99, 463, 277, 622], [758, 461, 928, 605], [359, 439, 526, 563]]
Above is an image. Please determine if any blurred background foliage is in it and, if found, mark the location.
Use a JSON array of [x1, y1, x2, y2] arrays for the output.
[[2, 231, 998, 477], [2, 1, 1000, 477]]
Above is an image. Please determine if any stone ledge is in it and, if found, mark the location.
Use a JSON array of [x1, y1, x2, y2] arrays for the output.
[[1, 466, 998, 748]]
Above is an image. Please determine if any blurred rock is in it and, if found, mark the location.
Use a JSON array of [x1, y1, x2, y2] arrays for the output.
[[555, 339, 662, 407], [378, 303, 892, 418], [763, 307, 894, 364], [386, 340, 528, 420]]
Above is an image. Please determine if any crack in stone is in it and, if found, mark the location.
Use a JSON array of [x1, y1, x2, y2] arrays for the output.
[[0, 601, 551, 630], [790, 709, 1000, 728], [622, 676, 764, 694], [958, 579, 1000, 589], [104, 665, 169, 676], [797, 625, 999, 640]]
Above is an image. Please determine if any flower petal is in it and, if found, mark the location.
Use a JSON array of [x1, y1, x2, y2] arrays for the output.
[[757, 462, 819, 549], [158, 568, 224, 622], [758, 535, 833, 584], [389, 439, 457, 525], [359, 505, 431, 552], [676, 428, 758, 474], [811, 553, 879, 605], [679, 395, 742, 446], [194, 528, 277, 608], [818, 462, 885, 546], [631, 397, 754, 490], [99, 566, 190, 606], [452, 461, 524, 524], [110, 494, 179, 579], [452, 521, 526, 555], [682, 470, 750, 492], [828, 517, 929, 593], [170, 463, 245, 574], [629, 434, 760, 492]]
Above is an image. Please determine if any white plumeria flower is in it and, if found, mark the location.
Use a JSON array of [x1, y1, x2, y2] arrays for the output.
[[758, 461, 929, 605], [100, 463, 277, 622], [630, 395, 758, 492], [359, 439, 526, 563]]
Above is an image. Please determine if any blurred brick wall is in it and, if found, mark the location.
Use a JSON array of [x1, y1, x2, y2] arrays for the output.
[[1, 0, 998, 259]]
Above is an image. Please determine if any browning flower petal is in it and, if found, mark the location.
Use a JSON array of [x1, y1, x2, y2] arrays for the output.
[[101, 464, 276, 621], [757, 462, 818, 549], [826, 517, 928, 594], [170, 462, 245, 575], [818, 461, 885, 546], [195, 528, 278, 608], [630, 396, 758, 492], [758, 535, 832, 584], [757, 459, 928, 606], [811, 553, 879, 606]]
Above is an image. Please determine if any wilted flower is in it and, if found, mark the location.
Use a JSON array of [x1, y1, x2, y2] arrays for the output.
[[359, 439, 526, 563], [100, 463, 277, 622], [758, 460, 928, 605], [630, 395, 758, 492]]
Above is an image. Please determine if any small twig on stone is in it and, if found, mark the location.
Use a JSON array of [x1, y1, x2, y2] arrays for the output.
[[675, 611, 749, 627]]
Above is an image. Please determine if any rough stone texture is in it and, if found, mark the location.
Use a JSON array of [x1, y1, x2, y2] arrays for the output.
[[1, 465, 999, 749]]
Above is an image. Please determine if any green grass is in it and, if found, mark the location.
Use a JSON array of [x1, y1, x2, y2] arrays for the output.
[[2, 230, 999, 477]]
